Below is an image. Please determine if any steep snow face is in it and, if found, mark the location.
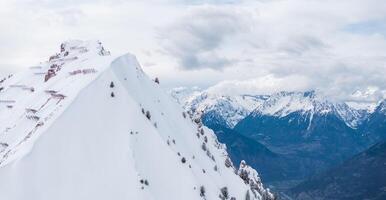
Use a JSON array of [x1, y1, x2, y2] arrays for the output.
[[171, 88, 268, 129], [0, 40, 113, 166], [0, 41, 272, 200], [251, 91, 368, 129]]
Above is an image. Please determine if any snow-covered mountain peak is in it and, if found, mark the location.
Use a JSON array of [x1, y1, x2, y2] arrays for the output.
[[375, 99, 386, 114], [58, 40, 110, 57], [47, 40, 110, 65], [171, 88, 268, 128], [0, 40, 117, 167], [252, 91, 368, 128], [259, 90, 352, 116], [0, 41, 273, 200], [175, 88, 370, 130], [254, 91, 316, 117]]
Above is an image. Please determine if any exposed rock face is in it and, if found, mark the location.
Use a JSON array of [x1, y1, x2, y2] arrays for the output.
[[238, 160, 276, 200]]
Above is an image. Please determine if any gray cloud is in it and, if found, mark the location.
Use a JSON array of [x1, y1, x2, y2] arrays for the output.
[[157, 0, 386, 103], [277, 35, 328, 56], [1, 0, 386, 104], [158, 6, 250, 70]]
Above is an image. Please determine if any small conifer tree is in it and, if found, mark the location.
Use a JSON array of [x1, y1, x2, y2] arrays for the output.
[[220, 187, 229, 200], [200, 186, 206, 197], [146, 111, 151, 120]]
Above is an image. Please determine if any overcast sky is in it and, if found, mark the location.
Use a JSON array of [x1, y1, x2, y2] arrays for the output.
[[1, 0, 386, 103]]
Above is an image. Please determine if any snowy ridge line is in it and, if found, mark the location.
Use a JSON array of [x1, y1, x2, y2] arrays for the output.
[[0, 40, 274, 200], [174, 88, 371, 129], [251, 91, 369, 129], [0, 40, 113, 167]]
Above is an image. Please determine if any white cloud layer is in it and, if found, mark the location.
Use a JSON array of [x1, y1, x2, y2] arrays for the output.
[[0, 0, 386, 103]]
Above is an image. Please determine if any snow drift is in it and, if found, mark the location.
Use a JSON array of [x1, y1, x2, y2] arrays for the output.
[[0, 40, 273, 200]]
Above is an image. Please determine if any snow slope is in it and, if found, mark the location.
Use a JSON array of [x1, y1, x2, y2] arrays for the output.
[[0, 40, 273, 200]]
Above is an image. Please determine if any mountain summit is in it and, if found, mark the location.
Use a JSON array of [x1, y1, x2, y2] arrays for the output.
[[0, 40, 273, 200]]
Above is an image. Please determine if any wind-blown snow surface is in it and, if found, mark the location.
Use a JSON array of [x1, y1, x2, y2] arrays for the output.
[[0, 40, 273, 200]]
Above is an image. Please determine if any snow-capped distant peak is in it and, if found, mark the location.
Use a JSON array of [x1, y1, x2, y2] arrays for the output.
[[251, 91, 369, 129], [171, 87, 268, 128], [374, 99, 386, 114], [252, 91, 316, 117], [345, 101, 377, 113]]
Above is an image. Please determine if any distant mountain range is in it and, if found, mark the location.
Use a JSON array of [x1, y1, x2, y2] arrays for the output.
[[234, 91, 375, 184], [171, 87, 386, 197]]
